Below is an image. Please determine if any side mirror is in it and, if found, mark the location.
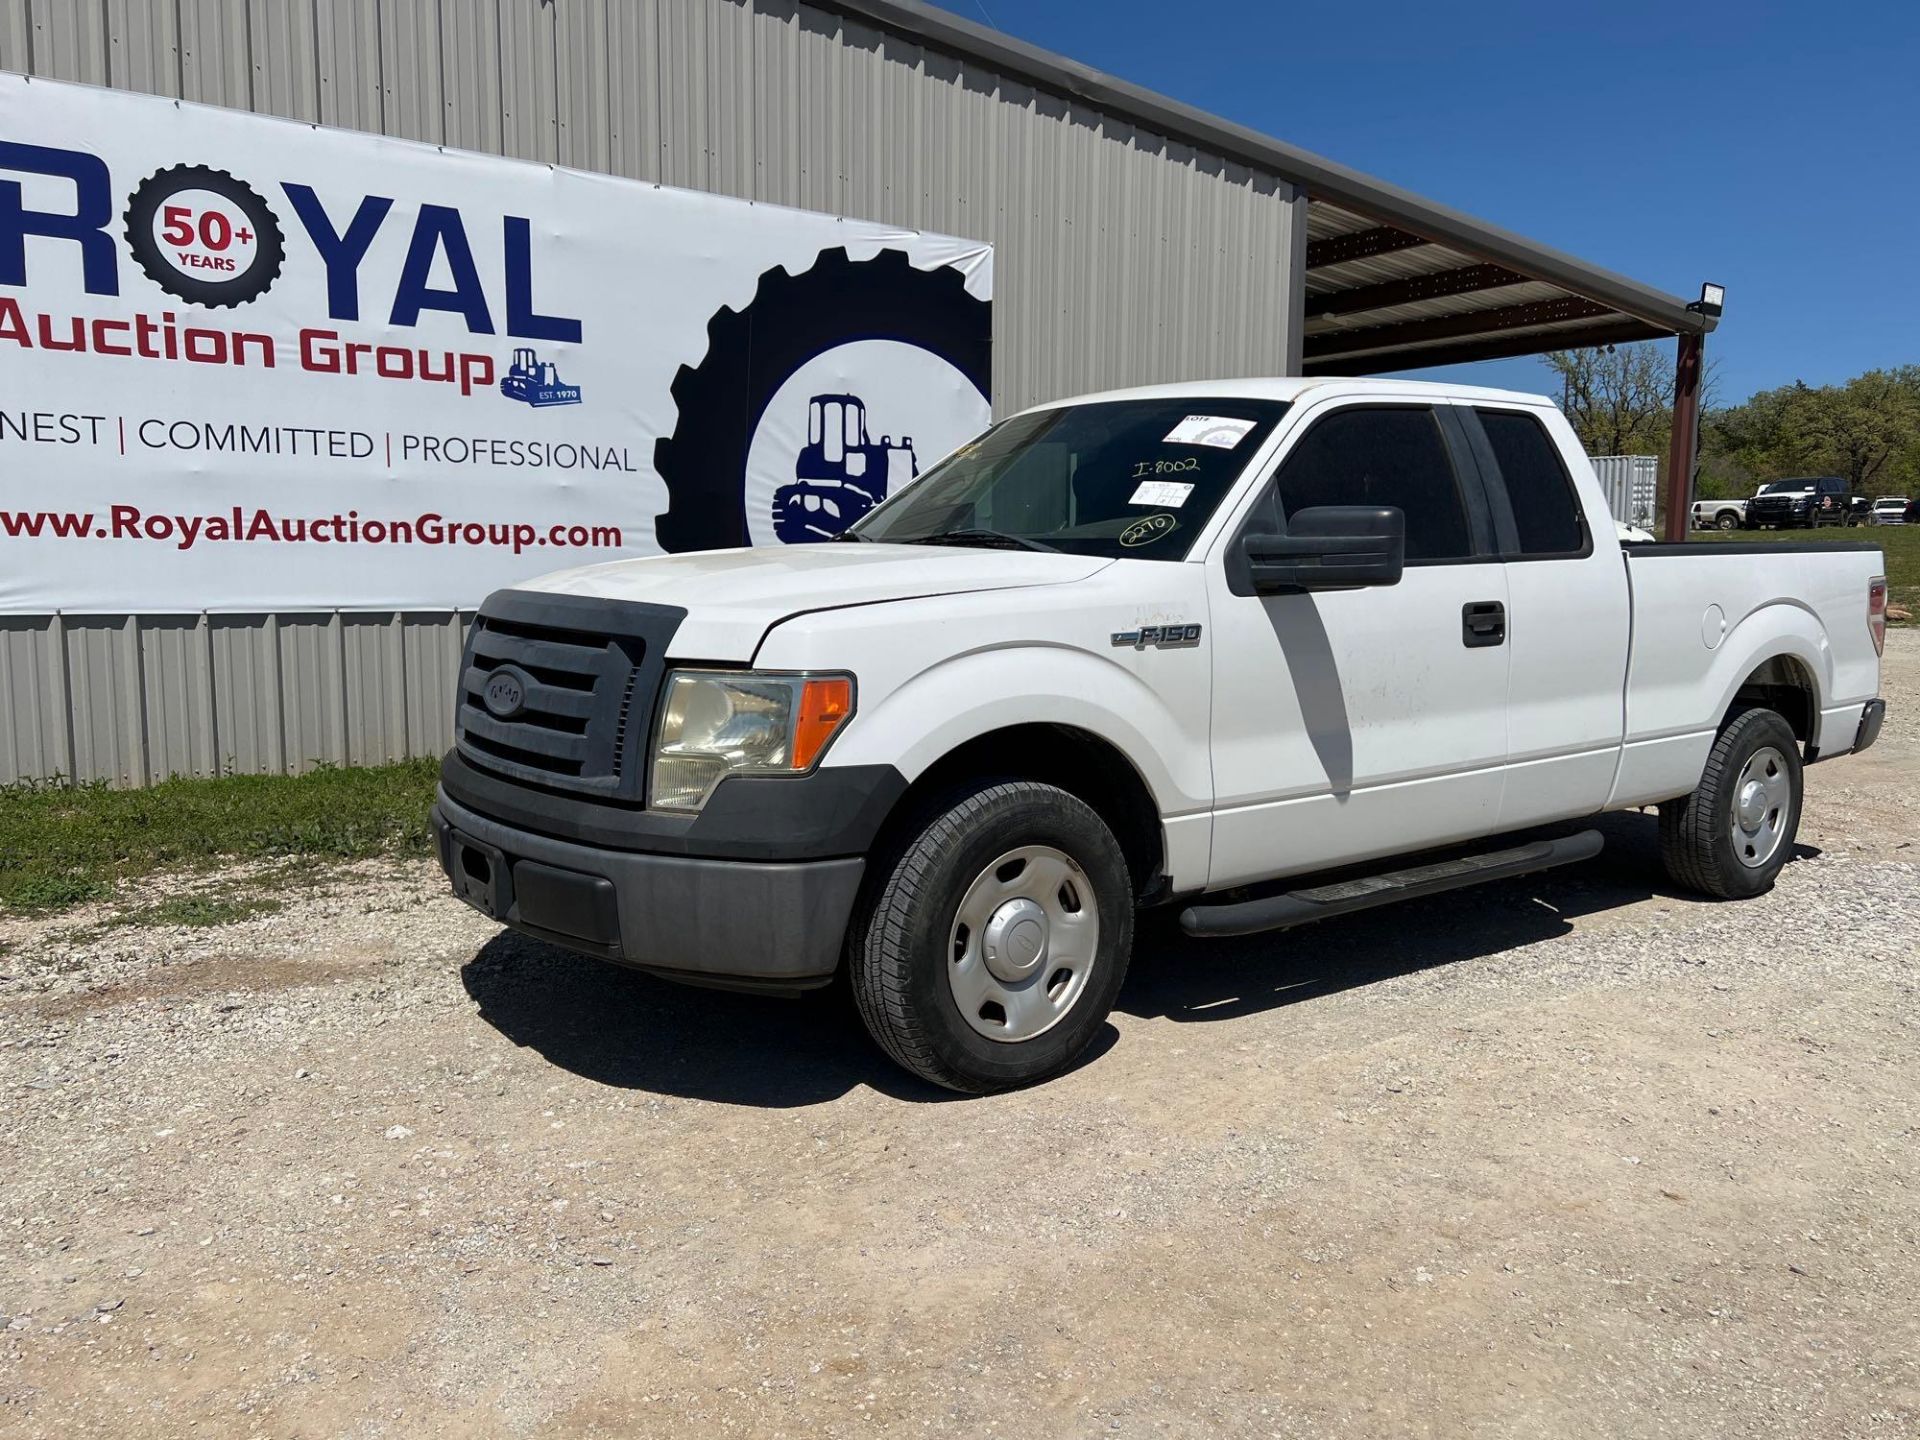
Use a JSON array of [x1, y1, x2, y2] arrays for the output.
[[1240, 506, 1405, 593]]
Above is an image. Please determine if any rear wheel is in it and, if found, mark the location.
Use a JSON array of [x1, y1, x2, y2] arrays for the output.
[[1659, 707, 1803, 899], [850, 780, 1134, 1092], [1716, 511, 1739, 531]]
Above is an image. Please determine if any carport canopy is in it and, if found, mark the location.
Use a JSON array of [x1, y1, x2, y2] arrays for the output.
[[1297, 198, 1708, 377]]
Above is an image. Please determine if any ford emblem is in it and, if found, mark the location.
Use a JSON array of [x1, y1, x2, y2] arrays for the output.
[[483, 667, 529, 719]]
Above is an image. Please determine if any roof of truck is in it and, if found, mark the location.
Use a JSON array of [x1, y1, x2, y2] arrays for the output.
[[1022, 376, 1559, 414]]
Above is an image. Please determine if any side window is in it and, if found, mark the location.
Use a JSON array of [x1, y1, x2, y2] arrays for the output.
[[1273, 406, 1472, 561], [1476, 408, 1587, 558]]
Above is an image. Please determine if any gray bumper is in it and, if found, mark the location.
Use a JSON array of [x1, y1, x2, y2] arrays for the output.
[[432, 789, 863, 991]]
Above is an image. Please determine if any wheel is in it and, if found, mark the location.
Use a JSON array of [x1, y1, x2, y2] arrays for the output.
[[1659, 708, 1803, 899], [849, 780, 1134, 1093], [1716, 511, 1739, 531]]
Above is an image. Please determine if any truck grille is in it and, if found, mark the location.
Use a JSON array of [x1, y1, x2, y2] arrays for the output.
[[454, 591, 683, 802]]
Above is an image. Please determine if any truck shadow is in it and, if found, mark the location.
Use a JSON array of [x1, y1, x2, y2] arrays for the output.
[[459, 935, 1009, 1107], [459, 809, 1814, 1105], [1118, 809, 1819, 1024]]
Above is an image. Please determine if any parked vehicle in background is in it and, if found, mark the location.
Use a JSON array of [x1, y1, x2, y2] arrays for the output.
[[1870, 497, 1910, 525], [1907, 498, 1920, 525], [1747, 476, 1852, 529], [1846, 495, 1874, 526], [1692, 496, 1749, 531], [433, 377, 1888, 1092]]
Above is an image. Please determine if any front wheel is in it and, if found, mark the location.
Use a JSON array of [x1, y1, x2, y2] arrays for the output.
[[850, 780, 1134, 1092], [1659, 707, 1803, 899]]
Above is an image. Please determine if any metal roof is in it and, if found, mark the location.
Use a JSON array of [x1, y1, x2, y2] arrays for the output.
[[816, 0, 1715, 374]]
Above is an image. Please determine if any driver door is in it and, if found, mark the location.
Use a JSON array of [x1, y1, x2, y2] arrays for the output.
[[1204, 401, 1511, 887]]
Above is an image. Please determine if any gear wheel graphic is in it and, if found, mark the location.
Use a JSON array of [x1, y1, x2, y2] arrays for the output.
[[122, 164, 285, 308], [654, 247, 991, 553]]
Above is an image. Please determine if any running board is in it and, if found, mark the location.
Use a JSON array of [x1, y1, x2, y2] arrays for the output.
[[1179, 830, 1605, 939]]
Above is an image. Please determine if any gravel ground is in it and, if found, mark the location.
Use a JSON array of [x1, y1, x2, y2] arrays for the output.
[[2, 635, 1916, 1439]]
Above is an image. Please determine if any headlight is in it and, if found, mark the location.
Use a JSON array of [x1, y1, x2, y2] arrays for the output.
[[650, 671, 854, 812]]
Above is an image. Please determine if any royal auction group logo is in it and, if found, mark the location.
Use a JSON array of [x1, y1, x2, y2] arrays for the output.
[[0, 140, 586, 406]]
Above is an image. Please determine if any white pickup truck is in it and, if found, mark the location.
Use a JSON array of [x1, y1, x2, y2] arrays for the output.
[[434, 378, 1889, 1092], [1692, 494, 1751, 531]]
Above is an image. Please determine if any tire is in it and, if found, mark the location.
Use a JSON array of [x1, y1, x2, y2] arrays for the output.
[[653, 247, 991, 553], [1716, 511, 1739, 531], [1659, 707, 1803, 899], [849, 780, 1134, 1093]]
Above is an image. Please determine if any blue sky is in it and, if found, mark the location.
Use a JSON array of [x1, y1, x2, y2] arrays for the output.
[[939, 0, 1920, 406]]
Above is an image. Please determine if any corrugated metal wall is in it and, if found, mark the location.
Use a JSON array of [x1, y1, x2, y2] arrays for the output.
[[1, 611, 473, 784], [0, 0, 1307, 785]]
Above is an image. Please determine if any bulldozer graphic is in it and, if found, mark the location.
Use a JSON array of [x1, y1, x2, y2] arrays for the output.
[[500, 347, 583, 407], [773, 393, 918, 543]]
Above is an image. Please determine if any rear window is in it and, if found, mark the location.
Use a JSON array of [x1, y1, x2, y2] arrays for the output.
[[1475, 408, 1587, 557]]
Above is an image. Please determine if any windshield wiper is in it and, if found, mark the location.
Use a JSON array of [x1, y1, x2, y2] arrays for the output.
[[902, 528, 1059, 553], [831, 529, 871, 542]]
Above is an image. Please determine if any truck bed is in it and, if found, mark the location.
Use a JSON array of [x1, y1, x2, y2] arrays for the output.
[[1612, 540, 1884, 806]]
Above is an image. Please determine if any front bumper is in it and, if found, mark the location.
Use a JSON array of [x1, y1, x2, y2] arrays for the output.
[[433, 789, 864, 991]]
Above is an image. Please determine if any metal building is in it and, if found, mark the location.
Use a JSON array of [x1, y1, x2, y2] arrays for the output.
[[0, 0, 1717, 786]]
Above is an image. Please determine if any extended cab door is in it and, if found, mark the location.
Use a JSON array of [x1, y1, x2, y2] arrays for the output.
[[1456, 404, 1631, 829], [1203, 401, 1510, 887]]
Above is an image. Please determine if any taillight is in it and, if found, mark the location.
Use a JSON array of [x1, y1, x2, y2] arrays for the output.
[[1868, 576, 1887, 657]]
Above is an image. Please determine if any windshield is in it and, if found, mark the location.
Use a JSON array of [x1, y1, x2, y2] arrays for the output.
[[850, 398, 1291, 560], [1760, 480, 1813, 495]]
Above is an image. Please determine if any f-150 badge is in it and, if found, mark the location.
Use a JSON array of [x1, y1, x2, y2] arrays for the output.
[[1112, 623, 1203, 650]]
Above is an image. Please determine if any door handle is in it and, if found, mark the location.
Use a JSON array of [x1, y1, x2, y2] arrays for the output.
[[1462, 600, 1505, 648]]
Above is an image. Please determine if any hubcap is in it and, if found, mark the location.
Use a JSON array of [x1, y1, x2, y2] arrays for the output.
[[948, 845, 1099, 1042], [1730, 745, 1792, 869], [982, 896, 1049, 982]]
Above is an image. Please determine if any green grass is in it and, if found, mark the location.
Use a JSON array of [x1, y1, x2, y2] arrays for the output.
[[53, 891, 287, 945], [0, 759, 440, 916], [1693, 522, 1920, 619], [127, 894, 284, 929]]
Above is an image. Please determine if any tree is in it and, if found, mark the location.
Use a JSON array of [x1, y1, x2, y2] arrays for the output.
[[1704, 369, 1920, 496], [1541, 343, 1677, 458], [1799, 370, 1920, 491]]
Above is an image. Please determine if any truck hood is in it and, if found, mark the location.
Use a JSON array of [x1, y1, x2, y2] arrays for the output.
[[509, 543, 1113, 659]]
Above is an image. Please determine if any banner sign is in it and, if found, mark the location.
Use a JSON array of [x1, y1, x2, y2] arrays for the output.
[[0, 74, 993, 612]]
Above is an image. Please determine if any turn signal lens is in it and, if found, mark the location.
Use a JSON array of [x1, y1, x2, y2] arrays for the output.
[[1869, 576, 1887, 657], [792, 677, 855, 770]]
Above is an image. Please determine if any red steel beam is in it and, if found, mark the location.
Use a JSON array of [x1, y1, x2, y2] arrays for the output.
[[1663, 331, 1705, 541]]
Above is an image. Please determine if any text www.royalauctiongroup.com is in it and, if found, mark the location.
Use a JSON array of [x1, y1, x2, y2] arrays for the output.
[[0, 504, 622, 554]]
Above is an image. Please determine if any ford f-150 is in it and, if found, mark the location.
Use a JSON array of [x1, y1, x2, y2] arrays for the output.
[[433, 378, 1889, 1092]]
